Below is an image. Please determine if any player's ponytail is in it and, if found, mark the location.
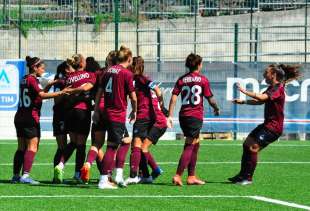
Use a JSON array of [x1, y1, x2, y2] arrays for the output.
[[269, 64, 301, 84], [67, 54, 84, 70], [185, 53, 202, 72], [132, 56, 144, 75], [105, 50, 118, 68], [117, 45, 132, 63], [25, 56, 43, 73]]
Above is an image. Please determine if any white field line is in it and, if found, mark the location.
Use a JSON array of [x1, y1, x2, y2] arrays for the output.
[[0, 195, 309, 210], [250, 196, 310, 210], [1, 161, 310, 166], [1, 142, 310, 147]]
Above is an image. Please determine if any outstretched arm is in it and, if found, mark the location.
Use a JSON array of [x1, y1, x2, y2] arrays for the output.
[[237, 83, 269, 102]]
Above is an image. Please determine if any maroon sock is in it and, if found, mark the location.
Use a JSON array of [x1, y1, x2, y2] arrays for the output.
[[23, 150, 36, 174], [86, 149, 98, 165], [116, 143, 130, 169], [248, 151, 258, 179], [53, 148, 63, 167], [102, 146, 117, 175], [130, 147, 141, 178], [75, 145, 86, 172], [96, 157, 103, 175], [143, 151, 158, 171], [240, 145, 250, 176], [140, 152, 150, 178], [61, 142, 76, 163], [176, 144, 194, 176], [13, 150, 25, 175], [188, 143, 200, 176]]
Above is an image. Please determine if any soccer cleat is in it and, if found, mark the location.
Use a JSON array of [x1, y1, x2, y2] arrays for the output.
[[139, 176, 153, 184], [172, 175, 183, 186], [98, 180, 118, 189], [11, 175, 20, 184], [20, 176, 40, 185], [54, 165, 64, 184], [236, 179, 253, 186], [125, 176, 141, 185], [151, 167, 163, 180], [228, 174, 244, 183], [187, 176, 206, 185], [115, 176, 127, 188], [80, 163, 91, 184]]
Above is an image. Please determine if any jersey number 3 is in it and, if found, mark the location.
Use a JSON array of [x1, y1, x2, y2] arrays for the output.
[[181, 85, 202, 105]]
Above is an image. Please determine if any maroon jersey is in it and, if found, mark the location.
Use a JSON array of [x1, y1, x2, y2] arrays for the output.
[[65, 70, 96, 110], [172, 71, 213, 120], [100, 64, 135, 123], [53, 73, 66, 115], [263, 83, 285, 135], [134, 75, 166, 128], [15, 74, 43, 125], [94, 70, 105, 110]]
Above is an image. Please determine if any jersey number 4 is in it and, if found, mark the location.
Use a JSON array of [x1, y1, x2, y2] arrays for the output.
[[19, 88, 31, 108], [105, 77, 113, 93], [181, 85, 202, 105]]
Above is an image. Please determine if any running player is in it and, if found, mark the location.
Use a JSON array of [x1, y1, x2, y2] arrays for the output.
[[54, 54, 96, 183], [52, 62, 74, 174], [228, 64, 300, 185], [94, 46, 137, 189], [80, 52, 117, 183], [12, 56, 68, 184], [168, 53, 220, 186], [125, 56, 167, 185]]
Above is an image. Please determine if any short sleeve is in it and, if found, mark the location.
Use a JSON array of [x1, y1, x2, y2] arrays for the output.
[[88, 72, 97, 85], [203, 78, 213, 98], [28, 76, 43, 94], [172, 79, 182, 96], [125, 71, 135, 93]]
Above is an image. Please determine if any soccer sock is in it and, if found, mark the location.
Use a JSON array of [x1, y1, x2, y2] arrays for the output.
[[23, 150, 36, 175], [13, 150, 25, 175], [75, 145, 86, 173], [130, 147, 141, 178], [240, 144, 250, 176], [60, 142, 76, 163], [188, 143, 200, 176], [116, 143, 130, 169], [102, 146, 117, 175], [53, 148, 63, 167], [86, 149, 98, 165], [176, 144, 194, 176], [140, 152, 150, 178], [248, 151, 258, 179], [96, 157, 103, 175], [143, 151, 158, 171]]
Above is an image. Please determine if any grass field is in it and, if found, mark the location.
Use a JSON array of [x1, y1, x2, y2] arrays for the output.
[[0, 140, 310, 210]]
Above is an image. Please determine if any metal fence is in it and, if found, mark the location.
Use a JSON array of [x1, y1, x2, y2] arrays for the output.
[[0, 0, 309, 65]]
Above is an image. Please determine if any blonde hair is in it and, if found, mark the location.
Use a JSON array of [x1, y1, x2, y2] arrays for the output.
[[67, 54, 84, 70], [117, 45, 132, 63]]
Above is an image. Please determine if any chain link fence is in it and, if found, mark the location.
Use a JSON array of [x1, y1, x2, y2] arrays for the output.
[[0, 0, 309, 65]]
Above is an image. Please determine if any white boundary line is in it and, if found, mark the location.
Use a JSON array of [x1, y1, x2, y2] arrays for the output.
[[1, 161, 310, 166], [0, 195, 309, 210], [250, 196, 310, 210]]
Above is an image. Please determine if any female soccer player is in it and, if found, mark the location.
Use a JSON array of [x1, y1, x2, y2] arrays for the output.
[[94, 46, 137, 189], [80, 52, 117, 183], [52, 62, 74, 172], [125, 56, 167, 185], [54, 54, 96, 183], [168, 53, 220, 186], [228, 64, 300, 185], [12, 56, 68, 184]]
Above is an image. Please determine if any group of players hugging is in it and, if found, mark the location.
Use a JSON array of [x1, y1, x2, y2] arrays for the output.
[[11, 45, 300, 188]]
